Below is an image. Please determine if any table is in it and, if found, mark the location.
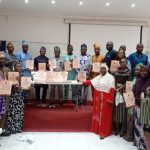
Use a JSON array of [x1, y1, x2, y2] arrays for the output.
[[31, 80, 83, 112]]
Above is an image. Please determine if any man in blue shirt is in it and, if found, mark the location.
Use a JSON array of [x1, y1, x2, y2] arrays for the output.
[[34, 47, 49, 106], [104, 41, 117, 68], [17, 40, 32, 103], [128, 43, 149, 77], [17, 40, 32, 77]]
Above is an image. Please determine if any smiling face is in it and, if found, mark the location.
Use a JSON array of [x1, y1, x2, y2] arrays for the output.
[[100, 66, 107, 76], [140, 67, 149, 79]]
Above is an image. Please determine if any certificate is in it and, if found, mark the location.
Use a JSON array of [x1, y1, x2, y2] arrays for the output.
[[0, 80, 12, 95], [64, 61, 71, 71], [49, 59, 56, 69], [26, 60, 34, 70], [45, 71, 54, 83], [61, 71, 68, 82], [110, 60, 120, 72], [38, 63, 46, 72], [33, 72, 46, 84], [123, 92, 135, 108], [73, 58, 80, 69], [8, 72, 19, 85], [78, 71, 86, 82], [92, 62, 100, 73], [21, 77, 31, 90], [126, 81, 133, 93]]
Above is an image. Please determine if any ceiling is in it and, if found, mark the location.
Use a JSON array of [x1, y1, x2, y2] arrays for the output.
[[0, 0, 150, 19]]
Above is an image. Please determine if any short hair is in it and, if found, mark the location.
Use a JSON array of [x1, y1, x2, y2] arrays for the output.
[[40, 46, 46, 51], [54, 46, 60, 52]]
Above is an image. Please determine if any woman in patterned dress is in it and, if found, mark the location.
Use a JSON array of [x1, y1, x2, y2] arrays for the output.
[[6, 62, 25, 134]]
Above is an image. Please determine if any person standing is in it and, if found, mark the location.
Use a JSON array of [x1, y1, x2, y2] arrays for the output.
[[83, 64, 115, 139], [5, 42, 17, 70], [63, 44, 77, 102], [133, 66, 150, 150], [91, 43, 104, 79], [34, 47, 49, 106], [128, 43, 149, 78], [0, 52, 11, 136], [104, 41, 117, 68], [113, 58, 131, 137], [17, 40, 32, 103], [6, 62, 25, 134], [77, 44, 92, 105], [49, 46, 64, 108]]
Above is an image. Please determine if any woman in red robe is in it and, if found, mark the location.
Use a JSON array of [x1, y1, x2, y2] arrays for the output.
[[84, 64, 115, 139]]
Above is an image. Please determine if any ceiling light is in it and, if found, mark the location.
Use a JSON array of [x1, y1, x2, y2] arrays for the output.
[[79, 1, 83, 5], [105, 2, 110, 7], [25, 0, 29, 3], [51, 0, 56, 4], [0, 0, 2, 2], [131, 3, 135, 8]]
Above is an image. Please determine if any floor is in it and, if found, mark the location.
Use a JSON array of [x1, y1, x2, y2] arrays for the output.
[[0, 132, 137, 150]]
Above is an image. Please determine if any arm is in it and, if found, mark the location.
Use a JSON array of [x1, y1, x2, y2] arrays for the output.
[[83, 80, 91, 86]]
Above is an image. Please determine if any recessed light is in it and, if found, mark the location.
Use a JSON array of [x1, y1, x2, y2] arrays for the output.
[[131, 3, 135, 8], [25, 0, 29, 3], [79, 1, 83, 5], [51, 0, 56, 4], [105, 2, 110, 7]]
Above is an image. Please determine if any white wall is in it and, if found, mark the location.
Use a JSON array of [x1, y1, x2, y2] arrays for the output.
[[0, 15, 150, 57], [0, 16, 69, 58]]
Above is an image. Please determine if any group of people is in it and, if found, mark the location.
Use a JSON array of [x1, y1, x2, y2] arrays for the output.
[[0, 40, 150, 150]]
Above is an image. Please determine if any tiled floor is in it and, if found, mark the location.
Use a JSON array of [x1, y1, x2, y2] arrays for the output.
[[0, 132, 137, 150]]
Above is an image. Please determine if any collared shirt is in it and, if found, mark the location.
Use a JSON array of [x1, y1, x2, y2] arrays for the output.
[[50, 56, 64, 72], [128, 52, 149, 76], [5, 52, 17, 70], [17, 51, 32, 77], [77, 54, 92, 78], [63, 54, 77, 80], [91, 54, 104, 79], [34, 55, 49, 71], [104, 49, 118, 68]]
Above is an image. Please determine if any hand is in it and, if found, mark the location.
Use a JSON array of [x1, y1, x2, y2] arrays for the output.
[[16, 76, 21, 82], [26, 68, 30, 71]]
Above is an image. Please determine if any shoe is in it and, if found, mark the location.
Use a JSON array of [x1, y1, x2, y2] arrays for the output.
[[41, 103, 48, 107], [100, 136, 104, 140], [49, 104, 56, 108], [0, 131, 11, 136], [125, 137, 133, 142]]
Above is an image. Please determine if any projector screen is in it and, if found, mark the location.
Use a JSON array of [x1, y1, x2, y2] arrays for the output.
[[71, 24, 147, 57]]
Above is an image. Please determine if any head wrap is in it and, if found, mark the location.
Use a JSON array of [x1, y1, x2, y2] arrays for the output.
[[91, 63, 115, 93], [100, 63, 108, 72], [54, 46, 60, 52], [81, 44, 87, 49], [22, 40, 28, 46], [93, 43, 100, 49]]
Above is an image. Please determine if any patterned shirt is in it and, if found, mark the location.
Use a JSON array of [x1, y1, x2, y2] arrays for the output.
[[77, 54, 92, 78]]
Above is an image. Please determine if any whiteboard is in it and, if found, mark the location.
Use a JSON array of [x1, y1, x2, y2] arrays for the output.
[[71, 24, 147, 57]]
